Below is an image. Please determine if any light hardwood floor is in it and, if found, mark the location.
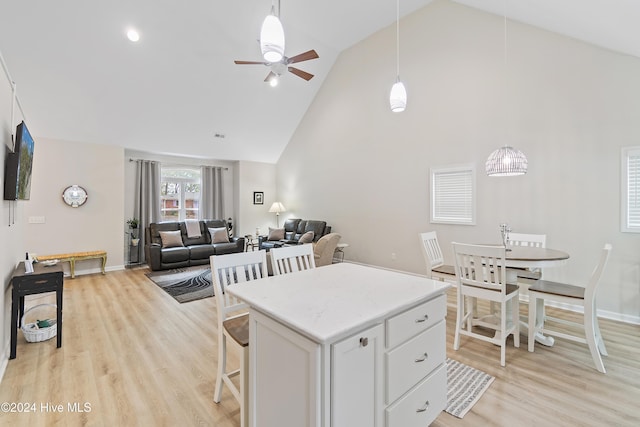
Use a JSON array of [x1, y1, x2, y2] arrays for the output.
[[1, 268, 638, 426]]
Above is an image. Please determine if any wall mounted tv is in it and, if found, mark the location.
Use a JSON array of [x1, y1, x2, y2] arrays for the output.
[[4, 121, 35, 200]]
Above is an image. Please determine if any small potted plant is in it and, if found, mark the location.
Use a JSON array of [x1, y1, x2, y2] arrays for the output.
[[127, 218, 140, 246]]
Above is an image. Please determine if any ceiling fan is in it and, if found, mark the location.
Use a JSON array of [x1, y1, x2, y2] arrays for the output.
[[234, 49, 319, 84]]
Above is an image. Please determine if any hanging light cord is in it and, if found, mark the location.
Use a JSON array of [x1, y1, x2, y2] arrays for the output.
[[396, 0, 400, 81]]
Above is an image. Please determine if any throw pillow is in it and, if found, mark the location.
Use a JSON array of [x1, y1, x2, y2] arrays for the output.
[[268, 227, 285, 241], [298, 231, 314, 244], [159, 230, 184, 248], [209, 227, 230, 244]]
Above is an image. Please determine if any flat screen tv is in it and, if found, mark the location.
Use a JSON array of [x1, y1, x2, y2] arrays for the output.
[[4, 121, 35, 200]]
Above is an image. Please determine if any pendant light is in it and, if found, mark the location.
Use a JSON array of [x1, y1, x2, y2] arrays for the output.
[[260, 1, 285, 63], [389, 0, 406, 112], [486, 0, 527, 176]]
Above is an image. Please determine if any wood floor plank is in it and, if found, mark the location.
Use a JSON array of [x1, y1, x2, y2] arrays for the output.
[[0, 268, 638, 426]]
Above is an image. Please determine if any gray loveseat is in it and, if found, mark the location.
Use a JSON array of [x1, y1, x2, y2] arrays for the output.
[[258, 218, 331, 250], [145, 219, 244, 271]]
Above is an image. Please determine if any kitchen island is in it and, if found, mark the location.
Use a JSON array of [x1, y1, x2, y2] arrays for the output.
[[228, 262, 451, 427]]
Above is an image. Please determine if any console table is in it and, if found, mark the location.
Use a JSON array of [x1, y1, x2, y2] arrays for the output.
[[228, 263, 451, 427], [10, 262, 64, 359]]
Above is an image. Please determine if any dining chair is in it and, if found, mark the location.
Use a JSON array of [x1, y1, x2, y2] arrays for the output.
[[419, 231, 456, 282], [270, 243, 316, 275], [508, 232, 547, 284], [528, 244, 612, 373], [452, 242, 520, 367], [210, 250, 269, 426]]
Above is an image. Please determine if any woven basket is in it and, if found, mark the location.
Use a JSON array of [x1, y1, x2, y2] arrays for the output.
[[21, 304, 58, 343]]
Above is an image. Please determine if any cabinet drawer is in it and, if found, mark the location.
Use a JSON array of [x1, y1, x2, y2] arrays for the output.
[[386, 320, 445, 404], [386, 294, 445, 349], [386, 363, 446, 427]]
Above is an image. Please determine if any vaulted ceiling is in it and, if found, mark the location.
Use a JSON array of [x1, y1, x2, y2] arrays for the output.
[[1, 1, 638, 163]]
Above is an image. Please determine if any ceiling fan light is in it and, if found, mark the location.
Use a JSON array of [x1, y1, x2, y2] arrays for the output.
[[390, 80, 407, 112], [485, 145, 528, 176], [260, 12, 285, 63]]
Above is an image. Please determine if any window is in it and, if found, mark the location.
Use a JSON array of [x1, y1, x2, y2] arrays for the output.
[[430, 164, 475, 225], [622, 146, 640, 233], [160, 167, 201, 221]]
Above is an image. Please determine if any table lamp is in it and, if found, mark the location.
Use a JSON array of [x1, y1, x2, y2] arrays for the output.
[[269, 202, 286, 227]]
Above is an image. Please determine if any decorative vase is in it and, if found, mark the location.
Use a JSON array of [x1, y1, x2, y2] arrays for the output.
[[131, 238, 140, 247]]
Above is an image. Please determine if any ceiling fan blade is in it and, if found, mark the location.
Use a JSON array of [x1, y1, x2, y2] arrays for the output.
[[264, 71, 277, 82], [288, 49, 319, 64], [288, 67, 314, 81], [234, 60, 267, 65]]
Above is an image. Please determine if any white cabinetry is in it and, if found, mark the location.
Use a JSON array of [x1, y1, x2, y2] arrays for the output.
[[228, 263, 451, 427]]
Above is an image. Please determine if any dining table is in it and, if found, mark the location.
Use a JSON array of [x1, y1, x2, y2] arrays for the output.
[[481, 244, 570, 346]]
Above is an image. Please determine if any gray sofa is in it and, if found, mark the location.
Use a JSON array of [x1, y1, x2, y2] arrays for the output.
[[145, 219, 244, 271], [259, 218, 331, 250]]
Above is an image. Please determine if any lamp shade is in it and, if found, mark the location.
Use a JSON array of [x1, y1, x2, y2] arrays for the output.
[[389, 81, 407, 112], [268, 202, 286, 213], [260, 10, 285, 63], [485, 145, 528, 176]]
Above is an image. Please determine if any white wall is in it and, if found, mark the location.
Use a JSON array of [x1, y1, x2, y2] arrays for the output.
[[277, 0, 640, 322], [0, 53, 28, 371], [235, 160, 278, 238]]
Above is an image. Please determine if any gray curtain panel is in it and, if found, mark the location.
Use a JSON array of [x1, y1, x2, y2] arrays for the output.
[[201, 166, 224, 220], [134, 160, 161, 263]]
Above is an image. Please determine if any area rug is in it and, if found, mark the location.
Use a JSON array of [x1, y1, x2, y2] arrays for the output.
[[445, 357, 495, 419], [146, 266, 213, 303]]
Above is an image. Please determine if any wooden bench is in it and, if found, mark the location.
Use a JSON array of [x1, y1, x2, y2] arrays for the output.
[[36, 250, 107, 278]]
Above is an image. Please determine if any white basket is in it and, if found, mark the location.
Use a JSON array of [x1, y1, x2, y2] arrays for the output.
[[21, 304, 59, 343]]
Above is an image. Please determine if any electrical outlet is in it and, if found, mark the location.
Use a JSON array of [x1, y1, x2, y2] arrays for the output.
[[28, 216, 45, 224], [391, 253, 397, 260]]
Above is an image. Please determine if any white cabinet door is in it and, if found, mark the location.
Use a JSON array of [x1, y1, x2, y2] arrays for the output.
[[331, 324, 384, 427], [250, 311, 321, 427]]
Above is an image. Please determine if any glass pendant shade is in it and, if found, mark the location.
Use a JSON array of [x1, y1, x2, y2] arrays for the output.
[[390, 80, 407, 112], [485, 145, 528, 176], [260, 10, 285, 63]]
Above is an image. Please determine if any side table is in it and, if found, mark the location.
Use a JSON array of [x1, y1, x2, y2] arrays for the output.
[[333, 243, 349, 263], [10, 262, 64, 359]]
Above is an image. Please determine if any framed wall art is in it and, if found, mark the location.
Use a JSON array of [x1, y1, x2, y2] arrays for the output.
[[253, 191, 264, 205]]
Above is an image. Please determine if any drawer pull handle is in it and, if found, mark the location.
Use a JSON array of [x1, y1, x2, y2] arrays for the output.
[[416, 400, 430, 413], [360, 337, 369, 347], [414, 352, 429, 363], [415, 314, 429, 323]]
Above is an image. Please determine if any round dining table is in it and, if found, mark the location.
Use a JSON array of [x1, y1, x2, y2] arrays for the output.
[[484, 244, 570, 346]]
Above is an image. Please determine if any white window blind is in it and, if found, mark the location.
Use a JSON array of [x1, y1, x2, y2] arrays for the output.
[[431, 165, 475, 225], [622, 147, 640, 232]]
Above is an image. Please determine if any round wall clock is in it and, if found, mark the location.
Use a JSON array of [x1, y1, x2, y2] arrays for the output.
[[62, 185, 88, 207]]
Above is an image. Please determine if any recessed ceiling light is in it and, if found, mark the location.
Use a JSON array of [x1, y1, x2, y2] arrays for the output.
[[126, 29, 140, 42]]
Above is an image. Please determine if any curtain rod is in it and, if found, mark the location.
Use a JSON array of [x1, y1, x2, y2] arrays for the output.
[[128, 157, 229, 171]]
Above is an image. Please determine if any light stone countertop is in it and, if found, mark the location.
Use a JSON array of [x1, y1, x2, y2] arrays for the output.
[[227, 262, 451, 344]]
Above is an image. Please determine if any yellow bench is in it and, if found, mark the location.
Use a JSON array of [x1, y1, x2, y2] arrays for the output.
[[36, 250, 107, 278]]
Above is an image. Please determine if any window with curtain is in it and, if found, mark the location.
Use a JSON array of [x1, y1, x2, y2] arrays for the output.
[[160, 166, 201, 221], [430, 164, 475, 225], [622, 146, 640, 233]]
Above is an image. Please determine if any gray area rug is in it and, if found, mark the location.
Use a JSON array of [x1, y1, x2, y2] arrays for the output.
[[146, 266, 213, 303], [445, 357, 495, 418]]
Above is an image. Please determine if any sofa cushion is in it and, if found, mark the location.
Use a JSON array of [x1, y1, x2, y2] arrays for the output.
[[160, 230, 184, 248], [214, 242, 245, 255], [209, 227, 230, 243], [304, 220, 327, 242], [161, 246, 190, 263], [268, 227, 285, 241], [189, 244, 217, 260], [298, 231, 315, 244]]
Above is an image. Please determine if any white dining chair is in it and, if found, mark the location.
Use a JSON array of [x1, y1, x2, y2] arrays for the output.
[[419, 231, 456, 282], [528, 244, 612, 373], [211, 250, 269, 427], [508, 232, 547, 284], [452, 242, 520, 367], [270, 243, 316, 275]]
